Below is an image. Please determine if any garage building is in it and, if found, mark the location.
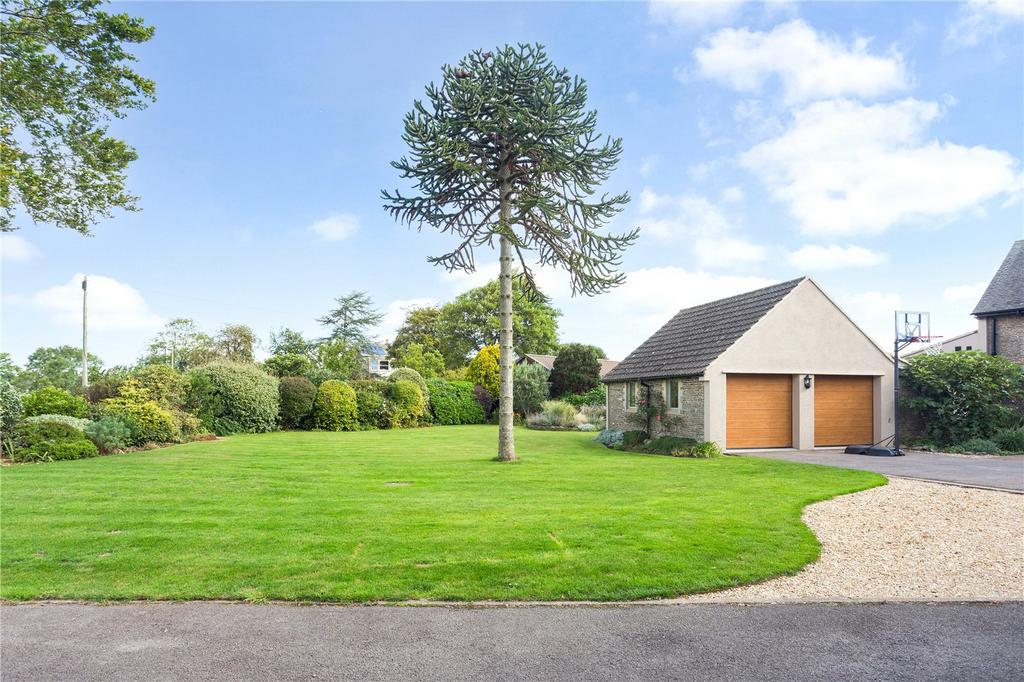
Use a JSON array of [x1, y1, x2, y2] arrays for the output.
[[602, 277, 894, 450]]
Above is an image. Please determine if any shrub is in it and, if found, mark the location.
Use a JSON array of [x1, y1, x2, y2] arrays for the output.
[[993, 426, 1024, 454], [263, 353, 314, 379], [186, 362, 280, 435], [22, 386, 87, 418], [622, 430, 647, 449], [526, 400, 578, 429], [352, 380, 397, 429], [472, 383, 494, 417], [389, 367, 429, 399], [594, 428, 624, 449], [902, 351, 1024, 446], [689, 441, 723, 459], [513, 363, 549, 415], [425, 379, 486, 425], [279, 376, 317, 428], [23, 414, 90, 431], [467, 345, 500, 399], [641, 436, 699, 455], [562, 384, 606, 408], [956, 438, 1001, 454], [11, 421, 98, 463], [577, 423, 599, 432], [84, 416, 132, 453], [549, 343, 601, 398], [131, 364, 187, 408], [312, 380, 358, 431], [1, 380, 23, 449], [390, 379, 426, 427], [103, 395, 178, 445]]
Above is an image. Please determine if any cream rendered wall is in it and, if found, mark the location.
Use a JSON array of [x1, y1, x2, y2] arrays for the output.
[[702, 279, 894, 449]]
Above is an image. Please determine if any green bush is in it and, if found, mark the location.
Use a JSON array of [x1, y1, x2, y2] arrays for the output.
[[103, 395, 178, 445], [902, 351, 1024, 446], [22, 386, 87, 418], [84, 416, 132, 453], [263, 353, 314, 379], [993, 426, 1024, 454], [312, 380, 358, 431], [594, 428, 624, 448], [549, 343, 601, 398], [23, 414, 90, 431], [351, 380, 397, 429], [388, 367, 429, 399], [185, 362, 280, 435], [513, 363, 549, 415], [689, 441, 723, 459], [11, 421, 98, 463], [390, 379, 426, 427], [561, 384, 606, 408], [956, 438, 1001, 454], [279, 376, 317, 429], [622, 430, 647, 449], [1, 380, 23, 447], [131, 364, 187, 408], [641, 436, 698, 455], [425, 379, 486, 425]]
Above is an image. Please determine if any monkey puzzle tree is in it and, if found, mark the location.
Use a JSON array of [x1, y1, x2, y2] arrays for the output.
[[383, 44, 637, 461]]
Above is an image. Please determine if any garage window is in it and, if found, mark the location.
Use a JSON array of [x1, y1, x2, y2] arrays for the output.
[[666, 379, 679, 409], [626, 382, 638, 409]]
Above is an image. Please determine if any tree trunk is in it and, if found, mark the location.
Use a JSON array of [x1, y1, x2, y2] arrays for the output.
[[497, 233, 516, 461]]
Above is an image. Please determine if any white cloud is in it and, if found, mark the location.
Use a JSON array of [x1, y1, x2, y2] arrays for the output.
[[440, 262, 501, 292], [648, 0, 746, 30], [695, 236, 765, 265], [947, 0, 1024, 48], [0, 234, 38, 262], [721, 186, 745, 203], [942, 281, 988, 303], [638, 155, 659, 177], [695, 20, 908, 103], [741, 98, 1022, 236], [787, 244, 888, 270], [310, 214, 360, 241], [27, 274, 163, 330], [379, 297, 438, 342]]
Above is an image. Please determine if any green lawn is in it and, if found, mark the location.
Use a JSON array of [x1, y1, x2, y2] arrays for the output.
[[0, 426, 884, 602]]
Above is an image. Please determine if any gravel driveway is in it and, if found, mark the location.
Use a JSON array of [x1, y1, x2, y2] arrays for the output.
[[686, 479, 1024, 602]]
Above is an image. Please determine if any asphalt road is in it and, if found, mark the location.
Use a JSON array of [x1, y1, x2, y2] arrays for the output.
[[2, 602, 1022, 681], [741, 449, 1024, 491]]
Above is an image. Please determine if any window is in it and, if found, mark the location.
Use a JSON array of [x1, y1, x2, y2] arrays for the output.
[[626, 382, 637, 409], [378, 359, 390, 371], [955, 346, 962, 352], [966, 346, 972, 350], [667, 379, 679, 409]]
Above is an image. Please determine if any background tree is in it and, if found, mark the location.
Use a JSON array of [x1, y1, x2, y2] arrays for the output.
[[315, 340, 364, 381], [20, 345, 103, 392], [389, 306, 443, 360], [1, 0, 155, 233], [437, 278, 560, 368], [143, 318, 215, 371], [215, 324, 259, 363], [394, 342, 445, 379], [268, 328, 316, 359], [561, 342, 606, 360], [318, 291, 383, 349], [466, 345, 500, 404], [549, 342, 601, 398], [384, 44, 636, 460], [513, 362, 550, 415]]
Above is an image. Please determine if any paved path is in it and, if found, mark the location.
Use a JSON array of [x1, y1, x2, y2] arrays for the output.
[[2, 602, 1022, 681], [741, 449, 1024, 491]]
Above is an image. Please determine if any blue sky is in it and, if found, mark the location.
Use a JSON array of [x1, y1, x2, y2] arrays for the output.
[[2, 0, 1022, 366]]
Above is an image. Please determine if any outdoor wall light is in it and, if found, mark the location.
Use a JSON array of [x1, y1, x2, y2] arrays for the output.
[[803, 375, 812, 389]]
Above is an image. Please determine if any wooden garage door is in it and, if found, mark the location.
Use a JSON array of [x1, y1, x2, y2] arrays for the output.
[[726, 374, 792, 449], [814, 375, 873, 446]]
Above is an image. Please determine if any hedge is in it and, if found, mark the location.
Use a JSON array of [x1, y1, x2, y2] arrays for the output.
[[312, 380, 358, 431], [279, 376, 317, 428], [351, 379, 397, 429], [11, 421, 98, 463], [390, 379, 426, 427], [186, 362, 280, 435], [425, 379, 486, 425]]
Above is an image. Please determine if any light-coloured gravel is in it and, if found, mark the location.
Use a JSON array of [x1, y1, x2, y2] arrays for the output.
[[685, 478, 1024, 602]]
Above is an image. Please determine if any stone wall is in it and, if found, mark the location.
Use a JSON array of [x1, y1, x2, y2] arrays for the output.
[[995, 315, 1024, 364], [605, 378, 705, 440]]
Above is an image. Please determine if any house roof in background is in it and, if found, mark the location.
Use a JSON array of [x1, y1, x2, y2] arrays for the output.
[[602, 277, 805, 383], [520, 353, 621, 378], [973, 240, 1024, 317]]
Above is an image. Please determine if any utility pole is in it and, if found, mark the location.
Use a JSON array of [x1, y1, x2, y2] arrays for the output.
[[81, 276, 89, 389]]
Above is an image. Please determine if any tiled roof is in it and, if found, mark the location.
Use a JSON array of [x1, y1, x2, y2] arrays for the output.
[[973, 240, 1024, 316], [602, 278, 805, 383]]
